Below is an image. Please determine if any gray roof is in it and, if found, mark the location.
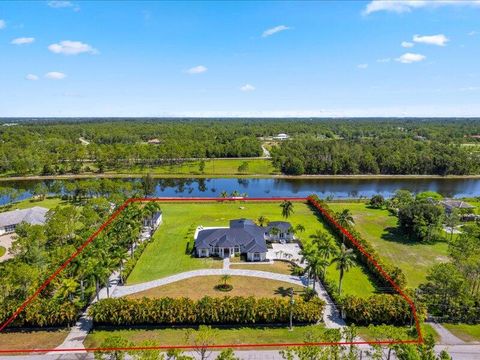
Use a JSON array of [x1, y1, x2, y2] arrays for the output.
[[267, 221, 292, 231], [195, 218, 268, 253], [0, 206, 49, 228], [440, 199, 475, 209]]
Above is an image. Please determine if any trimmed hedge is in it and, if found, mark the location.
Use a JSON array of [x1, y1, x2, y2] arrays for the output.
[[342, 294, 422, 326], [89, 296, 325, 326], [0, 298, 78, 328], [307, 195, 407, 289]]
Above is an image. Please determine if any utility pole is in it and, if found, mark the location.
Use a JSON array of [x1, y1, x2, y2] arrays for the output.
[[289, 287, 295, 331]]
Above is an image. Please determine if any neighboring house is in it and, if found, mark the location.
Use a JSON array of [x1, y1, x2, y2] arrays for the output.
[[0, 206, 49, 235], [273, 133, 289, 140], [143, 211, 163, 230], [195, 218, 293, 261], [439, 199, 475, 214]]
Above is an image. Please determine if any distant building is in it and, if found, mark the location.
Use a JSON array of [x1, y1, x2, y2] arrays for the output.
[[143, 211, 163, 230], [439, 199, 475, 214], [147, 138, 161, 145], [0, 207, 49, 235], [273, 133, 289, 140]]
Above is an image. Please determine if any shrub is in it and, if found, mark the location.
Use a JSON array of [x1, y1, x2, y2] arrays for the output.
[[89, 296, 325, 326], [342, 294, 418, 326]]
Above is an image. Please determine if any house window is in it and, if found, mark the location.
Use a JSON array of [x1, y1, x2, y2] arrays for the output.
[[280, 233, 284, 238]]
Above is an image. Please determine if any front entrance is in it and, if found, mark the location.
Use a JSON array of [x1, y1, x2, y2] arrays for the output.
[[223, 248, 230, 257]]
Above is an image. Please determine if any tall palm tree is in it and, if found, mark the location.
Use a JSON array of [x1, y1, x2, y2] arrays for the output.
[[280, 200, 294, 219], [220, 191, 228, 198], [311, 230, 336, 279], [257, 215, 269, 227], [331, 244, 356, 296], [336, 209, 355, 244]]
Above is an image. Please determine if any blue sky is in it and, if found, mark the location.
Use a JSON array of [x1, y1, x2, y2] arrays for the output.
[[1, 0, 480, 117]]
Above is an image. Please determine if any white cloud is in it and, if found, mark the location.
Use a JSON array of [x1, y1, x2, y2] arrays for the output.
[[11, 37, 35, 45], [459, 86, 480, 92], [48, 40, 97, 55], [186, 65, 207, 74], [395, 52, 426, 63], [363, 0, 480, 15], [47, 1, 79, 10], [377, 58, 391, 63], [357, 64, 368, 69], [45, 72, 66, 80], [0, 20, 6, 29], [468, 31, 477, 36], [262, 25, 290, 38], [25, 74, 39, 81], [413, 34, 449, 46], [401, 41, 414, 48], [240, 84, 255, 92]]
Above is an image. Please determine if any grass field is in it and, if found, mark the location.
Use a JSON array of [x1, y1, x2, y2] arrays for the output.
[[85, 325, 326, 348], [0, 329, 68, 351], [328, 202, 449, 288], [126, 276, 305, 300], [127, 201, 376, 298], [0, 197, 66, 212], [110, 159, 279, 176], [356, 324, 439, 342], [230, 260, 294, 275], [0, 246, 6, 257], [442, 324, 480, 342]]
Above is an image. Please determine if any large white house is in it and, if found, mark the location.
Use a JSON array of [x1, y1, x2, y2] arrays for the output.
[[0, 206, 49, 235], [194, 219, 293, 262]]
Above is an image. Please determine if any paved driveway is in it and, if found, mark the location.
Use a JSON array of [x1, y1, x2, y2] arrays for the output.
[[0, 233, 15, 262], [267, 243, 302, 262]]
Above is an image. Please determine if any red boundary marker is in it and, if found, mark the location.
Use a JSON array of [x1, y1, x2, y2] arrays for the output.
[[0, 196, 423, 354]]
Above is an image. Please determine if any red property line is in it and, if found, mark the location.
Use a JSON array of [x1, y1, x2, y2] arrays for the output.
[[0, 196, 423, 353]]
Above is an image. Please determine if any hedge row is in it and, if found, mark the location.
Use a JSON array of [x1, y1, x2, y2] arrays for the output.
[[342, 294, 422, 326], [0, 298, 78, 328], [122, 240, 149, 283], [89, 296, 325, 326], [307, 195, 407, 289]]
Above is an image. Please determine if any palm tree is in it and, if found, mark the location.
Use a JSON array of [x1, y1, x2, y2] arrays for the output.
[[220, 274, 231, 287], [331, 244, 356, 296], [257, 215, 269, 227], [280, 200, 294, 219], [311, 230, 336, 279], [294, 224, 305, 234], [231, 190, 240, 198], [336, 209, 355, 244], [220, 191, 228, 198]]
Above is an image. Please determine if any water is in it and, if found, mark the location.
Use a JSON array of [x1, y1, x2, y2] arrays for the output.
[[1, 177, 479, 206], [153, 177, 480, 199]]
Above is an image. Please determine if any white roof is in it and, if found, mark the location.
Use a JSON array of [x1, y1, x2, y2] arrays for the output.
[[0, 206, 49, 228]]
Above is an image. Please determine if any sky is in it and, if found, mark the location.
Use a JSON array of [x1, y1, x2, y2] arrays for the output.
[[1, 0, 480, 117]]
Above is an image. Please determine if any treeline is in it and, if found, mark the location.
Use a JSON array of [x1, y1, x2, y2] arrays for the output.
[[89, 296, 324, 326], [272, 138, 479, 175], [0, 199, 162, 327], [0, 118, 479, 176]]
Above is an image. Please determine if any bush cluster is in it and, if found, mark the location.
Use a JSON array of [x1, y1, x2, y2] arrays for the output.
[[342, 294, 419, 326], [307, 195, 407, 289], [89, 296, 325, 326]]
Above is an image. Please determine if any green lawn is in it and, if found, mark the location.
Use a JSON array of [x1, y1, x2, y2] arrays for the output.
[[110, 159, 279, 176], [0, 197, 66, 212], [85, 325, 326, 348], [328, 202, 449, 288], [127, 201, 376, 298], [0, 246, 6, 257], [356, 324, 439, 342], [442, 324, 480, 342]]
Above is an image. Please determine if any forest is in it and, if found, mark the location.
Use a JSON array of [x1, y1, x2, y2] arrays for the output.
[[0, 118, 479, 176]]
